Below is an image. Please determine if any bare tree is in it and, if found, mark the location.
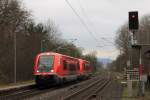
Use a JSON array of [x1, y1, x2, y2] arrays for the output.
[[0, 0, 85, 83], [115, 24, 129, 55], [0, 0, 29, 82], [114, 14, 150, 72]]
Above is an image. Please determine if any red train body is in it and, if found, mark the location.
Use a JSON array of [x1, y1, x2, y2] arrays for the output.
[[34, 52, 92, 86], [78, 59, 92, 79]]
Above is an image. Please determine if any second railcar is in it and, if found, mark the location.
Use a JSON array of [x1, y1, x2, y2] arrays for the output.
[[78, 59, 93, 79]]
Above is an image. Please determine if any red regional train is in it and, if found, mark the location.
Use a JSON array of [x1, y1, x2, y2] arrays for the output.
[[34, 52, 93, 87]]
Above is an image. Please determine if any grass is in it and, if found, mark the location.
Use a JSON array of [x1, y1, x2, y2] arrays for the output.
[[121, 82, 150, 100], [121, 87, 138, 100], [119, 79, 139, 100]]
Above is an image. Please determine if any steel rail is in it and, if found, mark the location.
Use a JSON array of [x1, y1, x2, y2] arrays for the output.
[[0, 77, 98, 100], [61, 78, 103, 100], [83, 79, 111, 100], [0, 87, 38, 100]]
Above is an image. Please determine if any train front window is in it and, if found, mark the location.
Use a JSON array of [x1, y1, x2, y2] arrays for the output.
[[38, 55, 54, 72]]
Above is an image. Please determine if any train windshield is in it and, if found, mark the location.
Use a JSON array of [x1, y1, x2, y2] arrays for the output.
[[38, 55, 54, 72]]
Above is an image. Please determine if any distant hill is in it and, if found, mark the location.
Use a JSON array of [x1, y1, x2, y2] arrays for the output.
[[98, 58, 112, 65]]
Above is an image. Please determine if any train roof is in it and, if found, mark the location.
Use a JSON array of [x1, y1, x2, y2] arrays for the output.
[[38, 52, 89, 62], [78, 59, 90, 63], [38, 52, 77, 59]]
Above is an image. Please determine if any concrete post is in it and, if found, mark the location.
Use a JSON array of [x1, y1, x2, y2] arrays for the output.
[[128, 80, 132, 97]]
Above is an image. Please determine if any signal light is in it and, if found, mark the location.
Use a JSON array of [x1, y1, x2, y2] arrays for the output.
[[129, 11, 139, 30]]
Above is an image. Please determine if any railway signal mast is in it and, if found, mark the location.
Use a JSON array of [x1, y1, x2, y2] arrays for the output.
[[129, 11, 139, 30], [129, 11, 139, 45], [128, 11, 145, 96]]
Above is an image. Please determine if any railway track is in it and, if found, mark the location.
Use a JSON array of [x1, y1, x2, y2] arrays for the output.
[[0, 83, 73, 100], [0, 82, 80, 100], [0, 88, 36, 100], [0, 84, 39, 100], [0, 76, 99, 100], [83, 80, 111, 100], [62, 78, 111, 100], [0, 84, 37, 100]]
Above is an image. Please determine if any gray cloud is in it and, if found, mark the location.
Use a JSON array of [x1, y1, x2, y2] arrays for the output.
[[23, 0, 150, 59]]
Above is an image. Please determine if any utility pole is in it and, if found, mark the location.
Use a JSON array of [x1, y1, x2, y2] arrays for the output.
[[139, 45, 144, 96], [41, 40, 46, 52], [14, 31, 16, 83], [127, 30, 133, 97], [128, 11, 146, 96], [128, 11, 140, 96]]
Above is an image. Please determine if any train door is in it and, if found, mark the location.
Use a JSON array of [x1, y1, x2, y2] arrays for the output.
[[67, 61, 78, 81], [68, 62, 76, 75], [62, 59, 69, 76]]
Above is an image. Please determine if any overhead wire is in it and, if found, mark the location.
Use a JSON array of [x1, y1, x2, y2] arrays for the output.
[[100, 37, 115, 45], [65, 0, 100, 44], [65, 0, 116, 51], [77, 0, 94, 28], [76, 0, 116, 47]]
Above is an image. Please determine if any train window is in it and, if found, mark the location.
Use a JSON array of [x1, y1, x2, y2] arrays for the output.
[[86, 64, 90, 70], [60, 58, 62, 65], [83, 63, 90, 70], [77, 62, 80, 70], [69, 63, 76, 71], [63, 60, 67, 70], [38, 55, 54, 72], [83, 63, 85, 70]]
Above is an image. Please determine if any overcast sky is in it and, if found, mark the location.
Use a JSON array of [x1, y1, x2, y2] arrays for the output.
[[23, 0, 150, 60]]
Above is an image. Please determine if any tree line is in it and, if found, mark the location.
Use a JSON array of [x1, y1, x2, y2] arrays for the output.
[[0, 0, 100, 83], [109, 13, 150, 72]]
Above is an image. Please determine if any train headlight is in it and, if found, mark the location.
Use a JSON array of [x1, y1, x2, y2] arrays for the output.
[[37, 70, 39, 72], [51, 70, 54, 72]]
